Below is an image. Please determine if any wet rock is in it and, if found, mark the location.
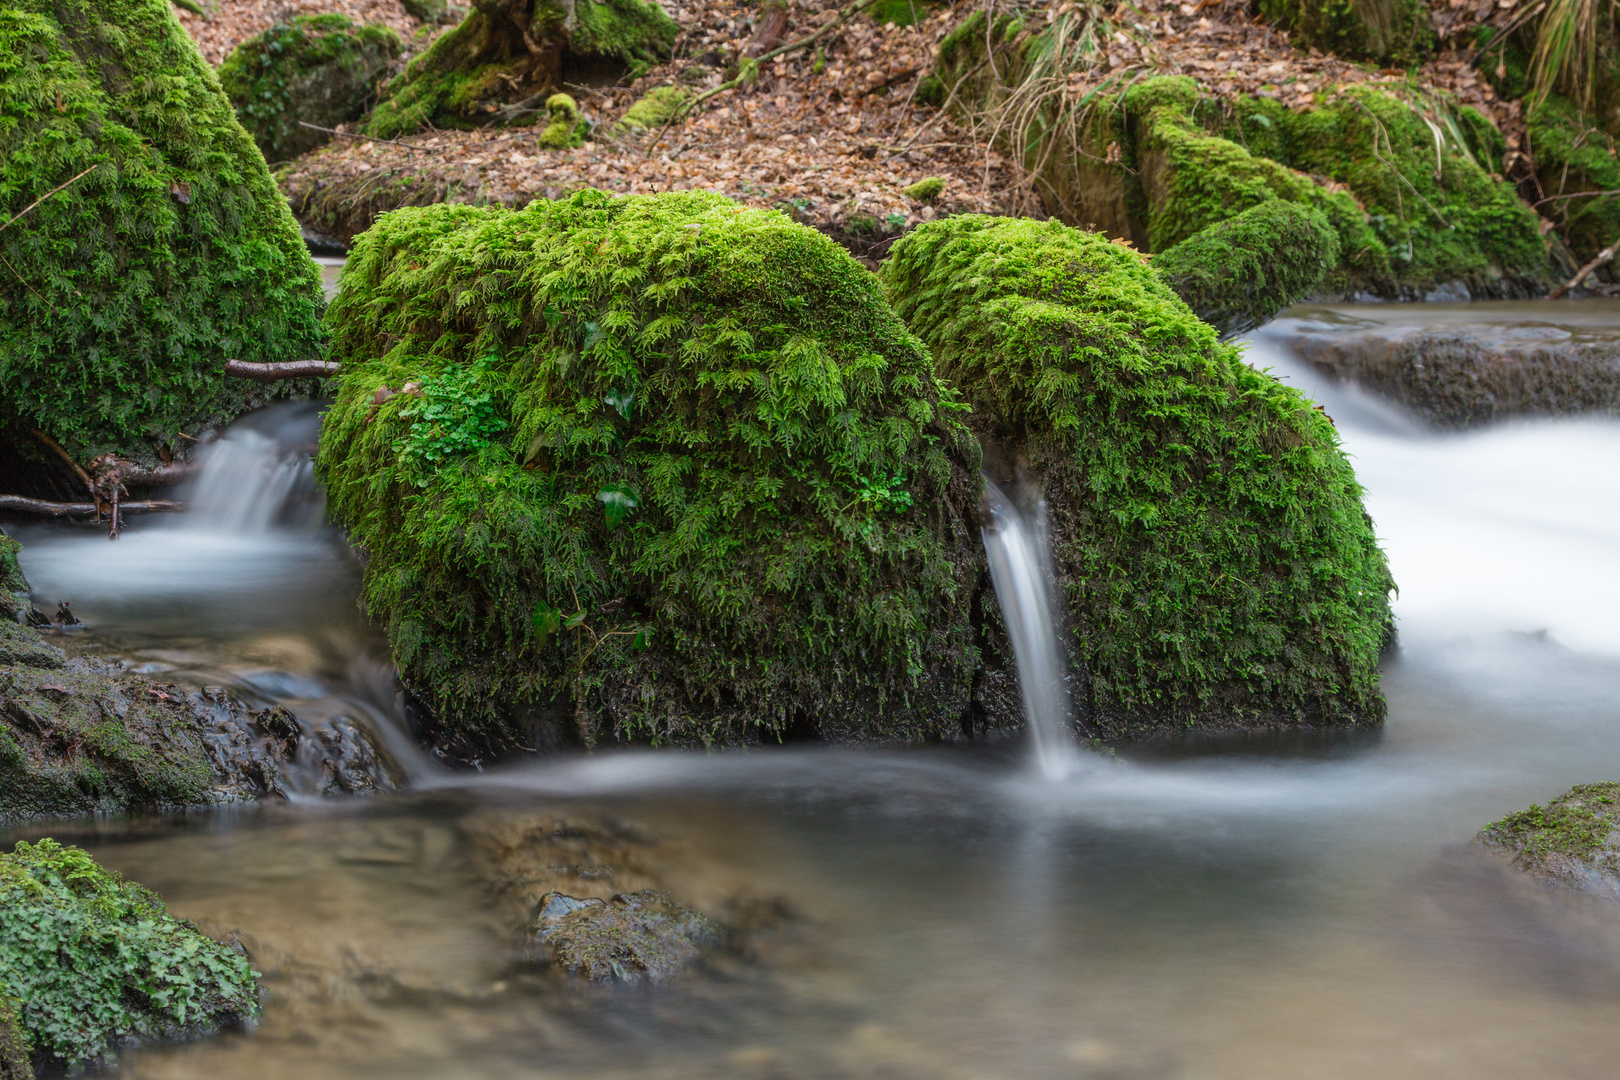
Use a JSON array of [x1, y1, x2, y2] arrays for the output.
[[1284, 322, 1620, 428], [1477, 782, 1620, 899], [533, 889, 722, 982], [0, 839, 257, 1073]]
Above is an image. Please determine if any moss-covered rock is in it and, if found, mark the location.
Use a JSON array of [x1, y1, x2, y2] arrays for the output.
[[0, 839, 258, 1071], [318, 190, 985, 756], [1478, 783, 1620, 898], [534, 889, 721, 982], [535, 92, 585, 148], [610, 84, 688, 137], [0, 983, 29, 1080], [0, 534, 34, 626], [0, 0, 326, 463], [1153, 200, 1340, 338], [1256, 0, 1434, 68], [883, 215, 1394, 738], [1528, 96, 1620, 280], [219, 14, 403, 164], [365, 0, 677, 139]]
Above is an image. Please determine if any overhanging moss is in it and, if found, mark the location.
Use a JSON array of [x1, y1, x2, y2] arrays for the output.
[[0, 839, 258, 1072], [1153, 199, 1340, 338], [883, 215, 1394, 738], [317, 190, 986, 756], [365, 0, 677, 139], [219, 13, 403, 163], [0, 0, 326, 463], [1528, 96, 1620, 276]]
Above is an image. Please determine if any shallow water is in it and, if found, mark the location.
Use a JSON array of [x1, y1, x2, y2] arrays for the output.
[[10, 302, 1620, 1079]]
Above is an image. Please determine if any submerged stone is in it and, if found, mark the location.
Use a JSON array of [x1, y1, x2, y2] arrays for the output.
[[534, 889, 722, 982], [219, 14, 404, 163], [883, 215, 1395, 739], [0, 0, 326, 463], [318, 190, 987, 756], [1477, 783, 1620, 899], [0, 839, 259, 1072]]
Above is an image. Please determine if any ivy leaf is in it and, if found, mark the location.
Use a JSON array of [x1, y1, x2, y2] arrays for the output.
[[563, 610, 588, 630], [531, 602, 562, 647], [597, 483, 640, 529], [603, 386, 634, 420], [631, 628, 650, 652], [582, 320, 604, 355]]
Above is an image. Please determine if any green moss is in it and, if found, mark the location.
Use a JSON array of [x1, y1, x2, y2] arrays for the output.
[[1153, 200, 1340, 337], [536, 92, 585, 148], [0, 980, 29, 1080], [1478, 782, 1620, 891], [1528, 96, 1620, 277], [317, 190, 982, 753], [1256, 0, 1434, 67], [0, 0, 326, 463], [365, 0, 676, 139], [219, 14, 403, 163], [866, 0, 935, 28], [0, 839, 258, 1072], [883, 215, 1394, 737], [904, 176, 945, 202], [0, 534, 28, 622], [612, 84, 689, 136]]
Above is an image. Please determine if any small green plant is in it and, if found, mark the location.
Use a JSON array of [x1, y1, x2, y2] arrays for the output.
[[0, 840, 258, 1072], [885, 211, 909, 230], [393, 363, 509, 468], [904, 176, 945, 202], [840, 472, 913, 515]]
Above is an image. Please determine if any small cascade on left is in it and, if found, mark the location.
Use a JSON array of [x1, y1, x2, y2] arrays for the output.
[[180, 401, 326, 533]]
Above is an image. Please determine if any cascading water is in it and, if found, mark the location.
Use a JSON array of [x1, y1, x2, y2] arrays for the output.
[[979, 476, 1079, 778], [182, 401, 326, 532]]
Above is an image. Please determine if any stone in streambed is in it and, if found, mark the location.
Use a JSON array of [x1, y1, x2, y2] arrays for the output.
[[1477, 783, 1620, 899], [533, 889, 723, 982]]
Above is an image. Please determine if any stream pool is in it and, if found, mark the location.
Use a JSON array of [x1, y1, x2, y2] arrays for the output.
[[8, 302, 1620, 1079]]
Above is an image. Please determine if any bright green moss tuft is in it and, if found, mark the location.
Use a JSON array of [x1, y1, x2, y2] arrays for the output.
[[219, 14, 403, 163], [883, 215, 1394, 737], [318, 190, 983, 754], [1153, 200, 1340, 337], [536, 93, 585, 148], [904, 176, 946, 202], [0, 839, 258, 1072], [0, 0, 326, 462], [612, 85, 689, 136], [1478, 782, 1620, 894]]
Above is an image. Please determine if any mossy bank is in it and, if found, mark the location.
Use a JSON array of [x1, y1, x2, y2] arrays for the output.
[[883, 215, 1395, 738], [0, 0, 326, 464], [318, 189, 992, 758], [1477, 782, 1620, 898], [0, 839, 258, 1073]]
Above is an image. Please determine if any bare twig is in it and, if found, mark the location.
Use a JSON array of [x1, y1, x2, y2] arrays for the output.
[[0, 495, 183, 517], [1533, 188, 1620, 207], [225, 358, 342, 381], [0, 165, 100, 235], [1549, 231, 1620, 298], [297, 121, 434, 153], [28, 428, 94, 494]]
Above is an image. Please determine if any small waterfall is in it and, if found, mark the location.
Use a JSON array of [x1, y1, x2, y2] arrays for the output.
[[980, 476, 1079, 778], [182, 401, 325, 532]]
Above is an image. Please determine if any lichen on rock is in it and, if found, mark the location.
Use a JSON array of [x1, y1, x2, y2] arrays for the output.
[[1153, 199, 1341, 338], [317, 189, 986, 756], [0, 0, 326, 464], [1478, 782, 1620, 898], [883, 214, 1395, 738], [219, 13, 404, 164], [533, 889, 722, 982], [0, 839, 259, 1072]]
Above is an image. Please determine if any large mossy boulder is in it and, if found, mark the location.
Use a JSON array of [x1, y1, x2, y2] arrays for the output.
[[1477, 783, 1620, 898], [883, 215, 1394, 738], [365, 0, 677, 139], [1152, 191, 1341, 338], [0, 839, 258, 1072], [0, 0, 326, 462], [219, 14, 403, 164], [318, 190, 986, 756]]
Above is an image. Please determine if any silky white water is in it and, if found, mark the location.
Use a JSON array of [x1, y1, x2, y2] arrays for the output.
[[979, 476, 1079, 778]]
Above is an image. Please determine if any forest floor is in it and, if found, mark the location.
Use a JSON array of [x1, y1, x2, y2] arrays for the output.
[[181, 0, 1547, 261]]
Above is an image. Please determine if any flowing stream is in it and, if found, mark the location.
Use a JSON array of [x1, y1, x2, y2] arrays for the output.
[[8, 301, 1620, 1079]]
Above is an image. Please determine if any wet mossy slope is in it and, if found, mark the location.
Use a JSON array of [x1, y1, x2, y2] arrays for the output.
[[883, 215, 1395, 738], [0, 0, 325, 461], [318, 190, 987, 756]]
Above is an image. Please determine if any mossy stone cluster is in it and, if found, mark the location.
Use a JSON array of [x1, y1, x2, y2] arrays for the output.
[[926, 15, 1553, 302], [0, 0, 326, 463], [0, 839, 258, 1072], [1153, 200, 1340, 338], [1478, 782, 1620, 896], [365, 0, 677, 139], [318, 190, 984, 755], [1255, 0, 1433, 68], [882, 215, 1394, 737], [219, 13, 403, 164]]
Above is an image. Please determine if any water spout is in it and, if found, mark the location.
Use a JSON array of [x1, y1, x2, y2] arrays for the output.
[[980, 475, 1079, 778]]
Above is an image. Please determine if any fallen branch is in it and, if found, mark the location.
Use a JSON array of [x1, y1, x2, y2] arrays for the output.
[[225, 358, 341, 381], [1550, 232, 1620, 299], [0, 496, 183, 517], [296, 121, 434, 153], [646, 0, 883, 155], [29, 428, 94, 495], [121, 460, 195, 488]]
